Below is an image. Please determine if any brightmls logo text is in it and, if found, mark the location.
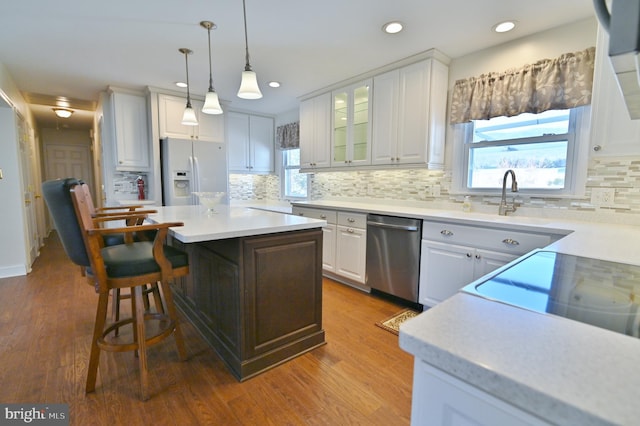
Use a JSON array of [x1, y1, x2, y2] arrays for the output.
[[1, 404, 68, 425]]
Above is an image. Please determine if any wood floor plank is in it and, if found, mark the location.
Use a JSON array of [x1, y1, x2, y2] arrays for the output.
[[0, 232, 414, 425]]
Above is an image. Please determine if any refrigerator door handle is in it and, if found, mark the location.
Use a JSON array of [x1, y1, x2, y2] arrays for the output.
[[193, 156, 201, 192], [189, 155, 197, 204]]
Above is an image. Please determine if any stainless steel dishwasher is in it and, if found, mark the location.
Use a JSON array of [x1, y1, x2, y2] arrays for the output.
[[366, 214, 422, 303]]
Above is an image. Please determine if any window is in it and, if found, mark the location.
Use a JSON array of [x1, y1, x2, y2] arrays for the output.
[[456, 106, 589, 195], [282, 149, 308, 199]]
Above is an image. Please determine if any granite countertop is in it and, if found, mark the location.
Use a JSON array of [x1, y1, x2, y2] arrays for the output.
[[147, 205, 325, 243], [291, 197, 640, 424]]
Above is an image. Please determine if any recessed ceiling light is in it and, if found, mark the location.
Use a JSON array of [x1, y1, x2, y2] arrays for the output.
[[268, 81, 281, 88], [175, 82, 188, 88], [382, 21, 403, 34], [493, 21, 516, 33]]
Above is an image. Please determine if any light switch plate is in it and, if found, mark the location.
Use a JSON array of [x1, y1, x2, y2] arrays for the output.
[[591, 187, 616, 206]]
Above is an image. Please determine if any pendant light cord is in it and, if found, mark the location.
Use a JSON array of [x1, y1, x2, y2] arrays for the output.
[[183, 49, 193, 108], [242, 0, 252, 71], [206, 26, 214, 91]]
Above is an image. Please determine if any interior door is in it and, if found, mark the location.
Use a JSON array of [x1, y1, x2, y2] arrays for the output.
[[17, 114, 38, 265], [44, 143, 93, 228]]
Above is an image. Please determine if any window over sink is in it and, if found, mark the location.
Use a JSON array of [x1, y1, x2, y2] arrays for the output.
[[453, 106, 590, 196]]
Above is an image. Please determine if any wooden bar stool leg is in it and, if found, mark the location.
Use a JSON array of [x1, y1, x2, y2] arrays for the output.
[[86, 291, 109, 394], [159, 280, 187, 361], [150, 282, 165, 314], [133, 285, 150, 401], [112, 288, 121, 336]]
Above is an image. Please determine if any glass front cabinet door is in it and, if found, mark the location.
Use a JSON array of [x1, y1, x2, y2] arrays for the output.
[[331, 80, 372, 167]]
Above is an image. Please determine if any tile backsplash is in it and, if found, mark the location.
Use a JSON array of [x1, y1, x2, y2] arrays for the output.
[[229, 155, 640, 225], [112, 171, 148, 200]]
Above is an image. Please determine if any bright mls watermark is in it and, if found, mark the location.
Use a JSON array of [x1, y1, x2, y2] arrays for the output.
[[1, 404, 68, 425]]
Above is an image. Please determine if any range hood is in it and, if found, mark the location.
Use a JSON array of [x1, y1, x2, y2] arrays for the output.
[[593, 0, 640, 119]]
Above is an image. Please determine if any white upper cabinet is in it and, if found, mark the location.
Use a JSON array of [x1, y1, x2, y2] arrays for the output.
[[372, 58, 448, 168], [299, 49, 449, 172], [300, 92, 332, 170], [331, 80, 372, 168], [228, 111, 274, 174], [590, 26, 640, 156], [109, 89, 150, 171], [158, 94, 224, 143]]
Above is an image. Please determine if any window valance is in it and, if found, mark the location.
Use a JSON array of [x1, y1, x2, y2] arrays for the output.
[[449, 47, 596, 124], [276, 121, 299, 150]]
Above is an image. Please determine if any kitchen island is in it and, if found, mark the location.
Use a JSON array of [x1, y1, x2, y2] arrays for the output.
[[148, 205, 326, 381]]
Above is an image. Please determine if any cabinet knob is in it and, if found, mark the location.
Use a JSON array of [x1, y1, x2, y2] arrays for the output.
[[440, 230, 453, 236], [502, 238, 520, 246], [320, 214, 327, 219], [475, 254, 481, 260], [347, 217, 355, 223], [593, 145, 601, 152], [347, 228, 355, 233], [466, 253, 472, 258]]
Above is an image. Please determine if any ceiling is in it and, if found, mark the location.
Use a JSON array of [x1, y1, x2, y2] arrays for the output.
[[0, 0, 595, 131]]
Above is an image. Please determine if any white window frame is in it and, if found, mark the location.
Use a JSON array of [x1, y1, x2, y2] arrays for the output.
[[451, 106, 591, 197], [281, 148, 308, 200]]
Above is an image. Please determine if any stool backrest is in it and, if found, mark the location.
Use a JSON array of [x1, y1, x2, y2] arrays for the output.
[[42, 178, 91, 267]]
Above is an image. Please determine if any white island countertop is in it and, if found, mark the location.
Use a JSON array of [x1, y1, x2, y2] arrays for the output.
[[147, 205, 325, 243]]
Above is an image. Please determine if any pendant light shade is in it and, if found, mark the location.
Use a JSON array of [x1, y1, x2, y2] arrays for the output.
[[238, 70, 262, 99], [202, 91, 223, 114], [237, 0, 262, 99], [182, 105, 198, 125], [200, 21, 224, 115], [179, 48, 198, 126]]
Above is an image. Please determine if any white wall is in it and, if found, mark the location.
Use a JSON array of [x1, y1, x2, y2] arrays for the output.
[[0, 104, 28, 277], [0, 62, 41, 277], [444, 18, 598, 167]]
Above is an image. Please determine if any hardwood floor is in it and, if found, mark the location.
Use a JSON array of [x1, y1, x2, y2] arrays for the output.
[[0, 233, 414, 425]]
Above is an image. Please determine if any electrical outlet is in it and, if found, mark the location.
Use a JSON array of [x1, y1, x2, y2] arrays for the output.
[[591, 187, 616, 206]]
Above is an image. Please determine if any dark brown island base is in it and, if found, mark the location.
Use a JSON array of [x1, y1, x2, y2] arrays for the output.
[[149, 205, 326, 381]]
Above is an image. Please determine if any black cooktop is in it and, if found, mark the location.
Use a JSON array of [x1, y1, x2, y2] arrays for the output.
[[463, 250, 640, 337]]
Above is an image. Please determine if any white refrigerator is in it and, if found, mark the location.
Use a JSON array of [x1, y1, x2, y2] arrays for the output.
[[161, 138, 228, 206]]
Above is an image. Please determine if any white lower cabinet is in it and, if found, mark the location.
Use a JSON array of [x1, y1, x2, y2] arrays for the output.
[[419, 241, 516, 307], [419, 221, 561, 308], [411, 360, 549, 426], [335, 212, 367, 283], [292, 207, 366, 284]]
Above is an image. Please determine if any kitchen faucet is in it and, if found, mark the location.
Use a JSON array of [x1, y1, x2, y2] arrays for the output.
[[499, 169, 518, 216]]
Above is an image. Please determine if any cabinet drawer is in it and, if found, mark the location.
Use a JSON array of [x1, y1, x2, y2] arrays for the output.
[[292, 207, 337, 224], [337, 212, 367, 228], [422, 221, 552, 255]]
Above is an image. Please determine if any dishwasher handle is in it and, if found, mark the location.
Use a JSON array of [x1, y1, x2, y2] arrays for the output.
[[367, 221, 419, 232]]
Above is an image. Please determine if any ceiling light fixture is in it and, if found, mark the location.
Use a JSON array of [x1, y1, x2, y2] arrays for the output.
[[382, 21, 403, 34], [200, 21, 223, 115], [268, 81, 280, 88], [237, 0, 262, 99], [175, 82, 188, 88], [493, 20, 516, 33], [178, 48, 198, 126], [53, 107, 74, 118]]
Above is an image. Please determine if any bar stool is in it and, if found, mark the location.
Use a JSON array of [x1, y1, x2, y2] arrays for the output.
[[42, 178, 189, 400]]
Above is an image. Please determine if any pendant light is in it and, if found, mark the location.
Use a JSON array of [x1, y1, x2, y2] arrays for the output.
[[200, 21, 223, 115], [237, 0, 262, 99], [179, 48, 198, 126]]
